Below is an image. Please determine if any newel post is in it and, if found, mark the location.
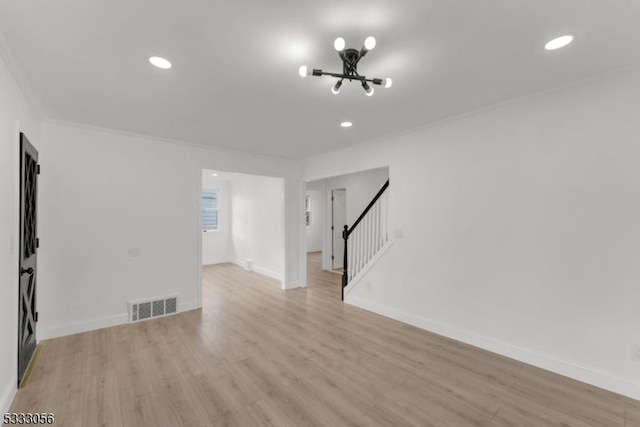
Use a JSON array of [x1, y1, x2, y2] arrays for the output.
[[342, 225, 349, 301]]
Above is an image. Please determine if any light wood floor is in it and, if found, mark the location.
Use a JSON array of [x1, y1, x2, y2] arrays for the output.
[[11, 252, 640, 426]]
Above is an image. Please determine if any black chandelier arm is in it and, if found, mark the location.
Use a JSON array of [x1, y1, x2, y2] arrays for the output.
[[311, 69, 385, 85], [340, 48, 363, 76], [338, 51, 349, 74], [343, 60, 351, 76], [345, 57, 359, 75]]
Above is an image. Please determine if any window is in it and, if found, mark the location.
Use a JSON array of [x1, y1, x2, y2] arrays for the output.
[[305, 194, 311, 227], [202, 189, 219, 231]]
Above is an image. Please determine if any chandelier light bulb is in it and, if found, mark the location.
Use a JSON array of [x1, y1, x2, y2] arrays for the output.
[[383, 78, 393, 88], [334, 37, 346, 52], [362, 81, 374, 96], [364, 36, 376, 51], [298, 65, 308, 77], [340, 121, 353, 128], [331, 80, 342, 95]]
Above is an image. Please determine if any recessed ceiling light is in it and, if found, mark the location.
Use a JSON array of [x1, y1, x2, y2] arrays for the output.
[[149, 56, 172, 69], [340, 121, 353, 128], [211, 173, 218, 177], [545, 35, 573, 51]]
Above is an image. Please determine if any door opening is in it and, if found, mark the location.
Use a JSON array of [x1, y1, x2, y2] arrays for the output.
[[199, 169, 286, 305]]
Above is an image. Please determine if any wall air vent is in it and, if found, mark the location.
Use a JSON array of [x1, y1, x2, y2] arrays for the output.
[[129, 296, 178, 323]]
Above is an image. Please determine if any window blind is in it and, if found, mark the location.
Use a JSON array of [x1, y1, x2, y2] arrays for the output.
[[202, 189, 218, 231]]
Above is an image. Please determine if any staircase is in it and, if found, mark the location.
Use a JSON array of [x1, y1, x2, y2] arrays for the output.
[[341, 179, 389, 300]]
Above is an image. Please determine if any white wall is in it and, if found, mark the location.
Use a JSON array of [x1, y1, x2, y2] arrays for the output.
[[303, 66, 640, 400], [305, 182, 324, 252], [201, 173, 232, 265], [38, 121, 300, 342], [230, 173, 284, 280], [0, 44, 41, 415]]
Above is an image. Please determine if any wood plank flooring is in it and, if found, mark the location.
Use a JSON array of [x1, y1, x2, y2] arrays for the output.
[[10, 252, 640, 426]]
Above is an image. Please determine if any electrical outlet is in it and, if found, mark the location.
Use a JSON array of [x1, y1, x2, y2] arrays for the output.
[[632, 344, 640, 361]]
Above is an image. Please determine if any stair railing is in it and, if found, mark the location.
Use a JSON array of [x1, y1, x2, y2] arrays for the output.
[[342, 179, 389, 300]]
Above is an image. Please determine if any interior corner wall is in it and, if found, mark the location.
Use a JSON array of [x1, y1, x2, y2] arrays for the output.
[[201, 175, 232, 265], [38, 121, 296, 340], [229, 174, 284, 281], [302, 65, 640, 400], [0, 50, 41, 415]]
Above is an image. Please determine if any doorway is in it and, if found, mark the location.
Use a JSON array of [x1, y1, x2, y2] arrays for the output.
[[331, 189, 346, 270], [304, 167, 389, 284], [199, 169, 286, 302]]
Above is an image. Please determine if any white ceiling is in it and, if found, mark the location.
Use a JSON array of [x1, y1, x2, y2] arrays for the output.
[[1, 1, 640, 159]]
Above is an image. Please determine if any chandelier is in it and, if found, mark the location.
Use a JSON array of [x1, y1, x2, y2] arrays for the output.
[[299, 36, 392, 96]]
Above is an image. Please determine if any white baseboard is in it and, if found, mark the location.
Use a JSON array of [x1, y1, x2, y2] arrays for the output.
[[1, 376, 17, 422], [253, 266, 282, 281], [179, 299, 200, 312], [39, 300, 201, 340], [345, 295, 640, 401], [38, 313, 129, 340], [283, 280, 304, 290], [202, 258, 233, 266], [231, 260, 282, 281]]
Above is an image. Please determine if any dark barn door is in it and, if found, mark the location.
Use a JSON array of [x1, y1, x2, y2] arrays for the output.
[[18, 132, 39, 387]]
